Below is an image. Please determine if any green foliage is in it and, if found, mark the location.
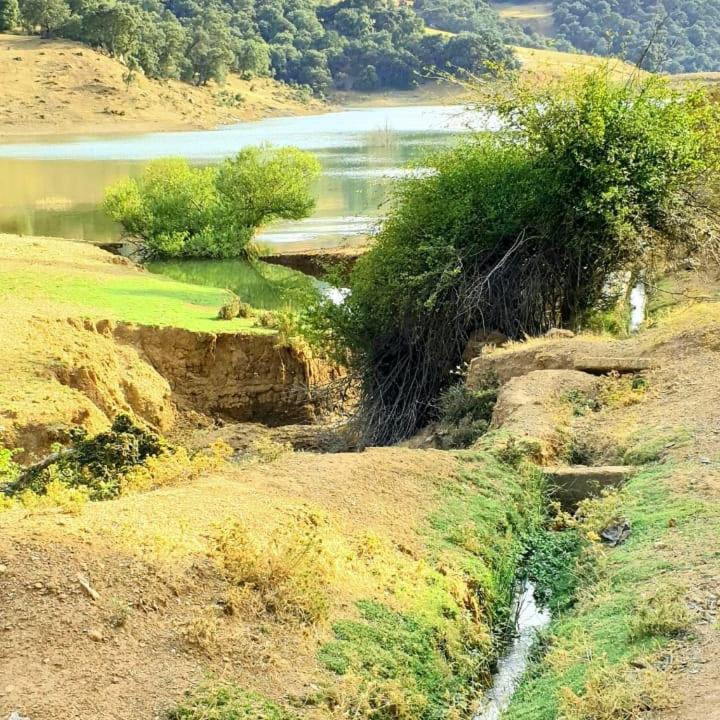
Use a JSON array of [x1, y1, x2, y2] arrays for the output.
[[0, 0, 19, 30], [17, 0, 520, 93], [10, 415, 166, 500], [436, 373, 499, 449], [0, 446, 21, 489], [553, 0, 720, 73], [20, 0, 68, 37], [166, 682, 297, 720], [524, 529, 585, 613], [317, 71, 720, 444], [104, 148, 321, 260]]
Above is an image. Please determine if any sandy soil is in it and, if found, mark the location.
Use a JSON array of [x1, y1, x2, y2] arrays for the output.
[[0, 448, 457, 720], [0, 34, 326, 137]]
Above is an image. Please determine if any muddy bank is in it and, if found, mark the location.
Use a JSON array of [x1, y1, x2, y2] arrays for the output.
[[114, 323, 339, 425], [260, 245, 368, 280]]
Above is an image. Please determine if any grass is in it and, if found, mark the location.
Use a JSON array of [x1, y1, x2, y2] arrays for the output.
[[166, 682, 298, 720], [317, 450, 546, 720], [504, 458, 720, 720], [1, 266, 265, 333]]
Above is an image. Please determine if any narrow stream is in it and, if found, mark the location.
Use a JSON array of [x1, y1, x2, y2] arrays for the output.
[[473, 581, 551, 720], [629, 280, 647, 333]]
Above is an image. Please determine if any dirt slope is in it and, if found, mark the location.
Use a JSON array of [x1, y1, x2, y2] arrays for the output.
[[0, 448, 457, 719], [0, 34, 325, 137]]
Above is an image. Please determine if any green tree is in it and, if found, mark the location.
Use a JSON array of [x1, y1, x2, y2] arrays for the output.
[[20, 0, 70, 37], [0, 0, 20, 30], [184, 8, 234, 85], [104, 146, 321, 259], [316, 72, 720, 445]]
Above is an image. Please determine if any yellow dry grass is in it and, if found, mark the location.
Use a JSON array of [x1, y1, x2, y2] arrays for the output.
[[513, 46, 641, 82], [0, 33, 325, 137]]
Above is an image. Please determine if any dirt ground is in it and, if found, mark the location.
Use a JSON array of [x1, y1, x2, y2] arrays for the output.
[[0, 448, 457, 720], [0, 34, 326, 137]]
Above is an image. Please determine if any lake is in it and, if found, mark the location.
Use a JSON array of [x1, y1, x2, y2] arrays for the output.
[[0, 104, 489, 308], [0, 105, 489, 251]]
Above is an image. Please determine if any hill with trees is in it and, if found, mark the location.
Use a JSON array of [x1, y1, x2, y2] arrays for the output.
[[0, 0, 527, 94]]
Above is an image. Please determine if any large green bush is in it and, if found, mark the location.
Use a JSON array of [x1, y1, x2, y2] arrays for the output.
[[104, 147, 321, 260], [317, 72, 720, 445]]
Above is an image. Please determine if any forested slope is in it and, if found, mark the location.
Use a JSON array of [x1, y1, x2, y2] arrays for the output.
[[0, 0, 530, 94]]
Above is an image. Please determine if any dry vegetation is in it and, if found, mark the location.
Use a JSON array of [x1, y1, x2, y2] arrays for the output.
[[0, 33, 325, 136]]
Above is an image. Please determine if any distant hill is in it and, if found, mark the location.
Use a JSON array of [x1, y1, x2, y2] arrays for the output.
[[0, 34, 324, 136], [494, 0, 720, 73]]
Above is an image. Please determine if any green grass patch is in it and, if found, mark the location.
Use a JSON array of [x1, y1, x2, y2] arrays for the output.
[[318, 451, 546, 720], [1, 266, 269, 333], [166, 682, 297, 720]]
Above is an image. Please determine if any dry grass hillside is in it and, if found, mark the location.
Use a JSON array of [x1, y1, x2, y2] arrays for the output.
[[0, 34, 325, 136]]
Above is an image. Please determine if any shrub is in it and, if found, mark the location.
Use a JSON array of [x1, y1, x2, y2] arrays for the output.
[[104, 147, 321, 260], [217, 296, 254, 320], [213, 509, 332, 624], [560, 661, 669, 720], [629, 585, 693, 641], [436, 374, 499, 449], [316, 71, 720, 445]]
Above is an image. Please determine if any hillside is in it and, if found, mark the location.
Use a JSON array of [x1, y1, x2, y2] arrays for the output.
[[0, 34, 324, 136]]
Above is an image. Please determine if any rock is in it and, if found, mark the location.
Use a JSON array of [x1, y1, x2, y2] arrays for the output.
[[0, 564, 7, 575], [7, 713, 30, 720], [601, 520, 631, 547], [545, 328, 575, 339], [87, 629, 104, 642]]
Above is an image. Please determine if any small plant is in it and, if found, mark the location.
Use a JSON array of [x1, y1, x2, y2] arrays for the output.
[[180, 608, 220, 651], [629, 585, 693, 641], [563, 389, 602, 416], [560, 661, 669, 720], [574, 489, 626, 539], [213, 509, 333, 624], [217, 296, 254, 320], [243, 437, 292, 464], [436, 372, 499, 449]]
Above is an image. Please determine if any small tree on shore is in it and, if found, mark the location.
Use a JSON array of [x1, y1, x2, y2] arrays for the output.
[[104, 147, 321, 260]]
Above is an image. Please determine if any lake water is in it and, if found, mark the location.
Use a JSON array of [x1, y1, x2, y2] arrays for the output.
[[0, 105, 489, 251]]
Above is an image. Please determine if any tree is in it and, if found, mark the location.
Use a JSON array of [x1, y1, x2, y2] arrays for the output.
[[0, 0, 20, 30], [184, 8, 234, 85], [20, 0, 70, 37], [315, 72, 720, 445], [104, 146, 321, 259]]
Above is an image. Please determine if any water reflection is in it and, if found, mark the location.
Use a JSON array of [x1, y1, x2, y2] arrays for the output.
[[146, 258, 320, 311]]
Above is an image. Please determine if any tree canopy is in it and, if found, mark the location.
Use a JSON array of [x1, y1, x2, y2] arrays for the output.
[[15, 0, 522, 91], [313, 72, 720, 445], [551, 0, 720, 72], [104, 147, 321, 260]]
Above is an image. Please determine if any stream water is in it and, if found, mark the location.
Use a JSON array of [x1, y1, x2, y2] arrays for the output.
[[474, 582, 551, 720]]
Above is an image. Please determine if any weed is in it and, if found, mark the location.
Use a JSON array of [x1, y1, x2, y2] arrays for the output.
[[106, 598, 132, 629], [436, 375, 499, 449], [120, 441, 232, 494], [15, 477, 89, 515], [574, 490, 626, 538], [243, 437, 292, 464], [166, 681, 297, 720], [598, 376, 647, 409], [563, 389, 602, 417], [213, 509, 333, 624], [524, 529, 586, 613], [179, 608, 220, 651], [560, 661, 669, 720], [629, 585, 692, 641]]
